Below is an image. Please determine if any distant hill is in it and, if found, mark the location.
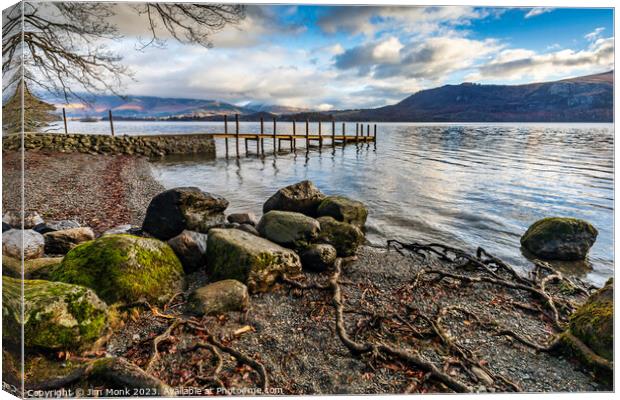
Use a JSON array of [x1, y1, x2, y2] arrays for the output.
[[45, 71, 613, 122], [330, 71, 613, 122]]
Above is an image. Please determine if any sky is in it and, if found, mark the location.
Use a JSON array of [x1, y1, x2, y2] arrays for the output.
[[106, 4, 614, 110]]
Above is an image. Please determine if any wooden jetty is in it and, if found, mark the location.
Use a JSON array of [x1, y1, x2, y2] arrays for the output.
[[62, 109, 378, 158], [216, 114, 377, 158]]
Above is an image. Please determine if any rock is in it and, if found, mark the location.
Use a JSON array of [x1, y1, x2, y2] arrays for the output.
[[34, 220, 81, 234], [300, 244, 337, 272], [3, 256, 63, 279], [238, 224, 260, 236], [317, 195, 368, 227], [187, 279, 249, 316], [2, 276, 107, 350], [263, 180, 326, 216], [167, 230, 208, 273], [521, 217, 598, 260], [3, 211, 44, 229], [256, 211, 320, 249], [2, 222, 11, 232], [44, 227, 95, 255], [206, 228, 302, 293], [142, 187, 229, 240], [2, 229, 45, 260], [227, 212, 259, 227], [566, 278, 613, 361], [316, 217, 364, 257], [49, 234, 184, 304], [102, 224, 143, 236]]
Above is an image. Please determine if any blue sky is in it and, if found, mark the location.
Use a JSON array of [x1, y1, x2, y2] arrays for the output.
[[107, 5, 614, 110]]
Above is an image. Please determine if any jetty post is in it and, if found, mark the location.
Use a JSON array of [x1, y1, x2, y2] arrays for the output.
[[367, 124, 370, 137], [305, 119, 309, 149], [272, 117, 277, 153], [355, 123, 359, 141], [260, 116, 265, 156], [108, 110, 115, 137], [235, 114, 240, 158], [342, 122, 345, 144], [224, 115, 229, 157], [318, 121, 323, 149], [62, 108, 68, 134], [374, 124, 377, 140], [292, 120, 297, 151], [331, 120, 336, 145]]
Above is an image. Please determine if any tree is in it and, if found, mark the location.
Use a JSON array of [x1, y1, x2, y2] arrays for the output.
[[2, 80, 58, 133], [2, 2, 245, 102]]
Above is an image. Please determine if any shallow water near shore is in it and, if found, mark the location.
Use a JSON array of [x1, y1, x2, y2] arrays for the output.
[[55, 121, 613, 286]]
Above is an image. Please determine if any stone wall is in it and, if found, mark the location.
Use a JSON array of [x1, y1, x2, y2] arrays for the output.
[[2, 133, 216, 158]]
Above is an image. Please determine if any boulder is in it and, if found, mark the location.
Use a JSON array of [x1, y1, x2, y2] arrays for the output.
[[2, 276, 107, 350], [2, 229, 45, 260], [167, 230, 208, 273], [316, 217, 364, 257], [142, 187, 229, 240], [3, 256, 63, 279], [521, 217, 598, 261], [263, 180, 326, 216], [44, 227, 95, 255], [257, 211, 320, 249], [227, 212, 259, 227], [34, 220, 81, 234], [187, 279, 249, 316], [49, 234, 184, 304], [102, 224, 143, 236], [317, 195, 368, 227], [238, 224, 260, 236], [566, 278, 613, 362], [300, 244, 337, 272], [206, 229, 302, 293], [3, 211, 44, 229]]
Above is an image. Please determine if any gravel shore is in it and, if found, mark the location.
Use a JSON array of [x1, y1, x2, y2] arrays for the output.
[[2, 151, 163, 234]]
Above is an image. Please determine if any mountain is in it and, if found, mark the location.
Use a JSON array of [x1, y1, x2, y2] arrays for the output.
[[331, 71, 613, 122], [45, 71, 613, 122], [45, 94, 254, 119]]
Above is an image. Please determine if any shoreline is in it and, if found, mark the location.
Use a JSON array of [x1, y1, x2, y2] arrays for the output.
[[2, 151, 164, 234], [2, 150, 610, 393]]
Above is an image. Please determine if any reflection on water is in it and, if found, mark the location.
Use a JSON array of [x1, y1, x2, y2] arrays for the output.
[[55, 121, 614, 286]]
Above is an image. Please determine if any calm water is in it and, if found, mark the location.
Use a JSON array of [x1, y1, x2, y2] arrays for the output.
[[54, 121, 614, 286]]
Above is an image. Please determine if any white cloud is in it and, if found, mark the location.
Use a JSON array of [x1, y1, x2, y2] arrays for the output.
[[524, 8, 554, 19], [467, 37, 614, 82], [585, 27, 605, 42]]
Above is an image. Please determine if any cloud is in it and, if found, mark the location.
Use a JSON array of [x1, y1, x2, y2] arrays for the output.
[[585, 27, 605, 41], [468, 37, 613, 81], [335, 36, 500, 81], [524, 8, 554, 18], [317, 6, 486, 36]]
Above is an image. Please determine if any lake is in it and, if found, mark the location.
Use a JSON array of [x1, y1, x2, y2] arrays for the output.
[[53, 120, 614, 286]]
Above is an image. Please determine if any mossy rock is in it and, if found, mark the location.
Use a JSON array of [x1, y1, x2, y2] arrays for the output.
[[2, 255, 63, 279], [317, 195, 368, 227], [49, 234, 184, 305], [187, 279, 250, 316], [206, 229, 301, 293], [316, 217, 365, 257], [2, 276, 107, 350], [263, 180, 326, 216], [256, 210, 320, 250], [520, 217, 598, 261], [568, 278, 613, 362]]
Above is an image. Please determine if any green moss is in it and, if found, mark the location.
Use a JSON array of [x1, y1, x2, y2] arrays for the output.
[[317, 196, 368, 227], [2, 276, 107, 350], [49, 234, 184, 305], [317, 217, 365, 256], [568, 280, 613, 361], [521, 217, 598, 245]]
